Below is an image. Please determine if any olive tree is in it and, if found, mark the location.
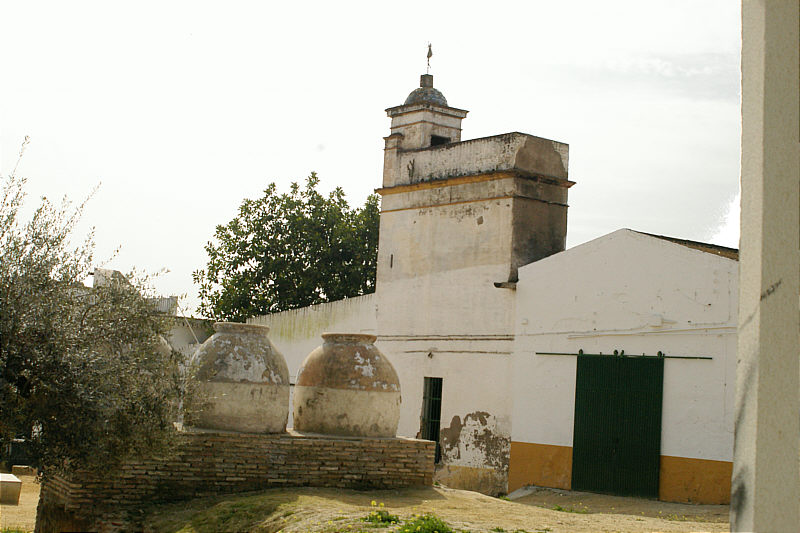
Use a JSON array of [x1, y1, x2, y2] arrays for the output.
[[0, 145, 184, 476]]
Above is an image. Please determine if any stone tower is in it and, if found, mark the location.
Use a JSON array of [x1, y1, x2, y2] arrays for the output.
[[374, 72, 575, 493], [377, 73, 574, 334], [382, 74, 469, 187]]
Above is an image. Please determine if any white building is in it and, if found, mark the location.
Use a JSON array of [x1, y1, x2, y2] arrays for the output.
[[249, 74, 737, 503], [509, 229, 736, 504]]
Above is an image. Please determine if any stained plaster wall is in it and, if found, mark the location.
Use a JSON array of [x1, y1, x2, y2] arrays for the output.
[[373, 132, 571, 494], [388, 133, 568, 188], [388, 106, 465, 148], [376, 187, 520, 494], [511, 229, 738, 463], [376, 254, 516, 492], [386, 346, 513, 495]]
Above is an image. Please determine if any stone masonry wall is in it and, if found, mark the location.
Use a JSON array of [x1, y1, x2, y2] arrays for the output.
[[37, 429, 435, 532]]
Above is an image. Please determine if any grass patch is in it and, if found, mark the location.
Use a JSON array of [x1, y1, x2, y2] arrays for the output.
[[397, 513, 454, 533], [143, 492, 294, 532], [355, 500, 399, 529], [362, 509, 400, 525], [551, 504, 589, 514], [663, 513, 691, 521]]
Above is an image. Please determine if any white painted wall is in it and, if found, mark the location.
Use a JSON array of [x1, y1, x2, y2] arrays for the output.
[[511, 229, 738, 462], [381, 342, 512, 442], [376, 185, 517, 464], [249, 294, 377, 381], [247, 289, 513, 451], [166, 318, 212, 359], [734, 3, 800, 528], [377, 196, 516, 336], [243, 228, 737, 472], [248, 294, 377, 427]]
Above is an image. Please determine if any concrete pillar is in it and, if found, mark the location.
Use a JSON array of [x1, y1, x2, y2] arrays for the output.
[[733, 2, 800, 531]]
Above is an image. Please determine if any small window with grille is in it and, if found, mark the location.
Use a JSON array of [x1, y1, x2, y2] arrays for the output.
[[420, 377, 443, 463]]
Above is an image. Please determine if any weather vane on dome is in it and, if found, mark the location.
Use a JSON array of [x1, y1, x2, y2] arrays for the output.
[[427, 43, 433, 74]]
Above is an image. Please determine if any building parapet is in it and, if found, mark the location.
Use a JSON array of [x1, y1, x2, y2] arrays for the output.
[[386, 132, 570, 189]]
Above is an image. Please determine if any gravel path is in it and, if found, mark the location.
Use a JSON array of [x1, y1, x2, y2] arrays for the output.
[[0, 474, 39, 532]]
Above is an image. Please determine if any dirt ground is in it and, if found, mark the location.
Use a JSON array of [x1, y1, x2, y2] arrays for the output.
[[0, 477, 729, 533], [143, 484, 730, 533], [292, 485, 727, 533], [508, 486, 728, 531], [0, 474, 39, 532]]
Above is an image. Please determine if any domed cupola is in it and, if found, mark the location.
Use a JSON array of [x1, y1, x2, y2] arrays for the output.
[[404, 74, 448, 107], [383, 69, 468, 180]]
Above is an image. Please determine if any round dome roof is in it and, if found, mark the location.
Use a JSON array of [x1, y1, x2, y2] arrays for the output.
[[404, 74, 448, 107], [405, 87, 448, 106]]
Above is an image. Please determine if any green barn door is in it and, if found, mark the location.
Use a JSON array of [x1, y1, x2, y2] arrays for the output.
[[571, 356, 664, 498]]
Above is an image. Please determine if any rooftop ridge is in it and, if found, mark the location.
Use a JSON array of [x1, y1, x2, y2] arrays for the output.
[[399, 131, 567, 154], [632, 230, 739, 260]]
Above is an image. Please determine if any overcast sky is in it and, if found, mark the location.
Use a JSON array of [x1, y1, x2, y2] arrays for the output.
[[1, 1, 741, 315]]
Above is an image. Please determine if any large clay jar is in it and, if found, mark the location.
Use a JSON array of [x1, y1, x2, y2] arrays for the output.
[[190, 322, 289, 433], [293, 333, 400, 437]]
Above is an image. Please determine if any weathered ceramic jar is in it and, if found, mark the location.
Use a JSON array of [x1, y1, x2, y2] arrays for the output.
[[293, 333, 401, 437], [190, 322, 289, 433]]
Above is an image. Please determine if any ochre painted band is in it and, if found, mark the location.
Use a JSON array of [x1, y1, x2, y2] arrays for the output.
[[380, 195, 515, 214], [508, 441, 572, 493], [377, 172, 518, 196], [508, 441, 732, 504], [658, 455, 732, 504]]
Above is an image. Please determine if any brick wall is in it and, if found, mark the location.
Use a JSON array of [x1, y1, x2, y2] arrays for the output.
[[37, 429, 435, 532]]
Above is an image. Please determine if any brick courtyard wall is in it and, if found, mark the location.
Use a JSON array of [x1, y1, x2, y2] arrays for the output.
[[36, 429, 435, 532]]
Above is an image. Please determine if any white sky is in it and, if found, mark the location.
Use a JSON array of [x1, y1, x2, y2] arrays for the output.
[[1, 1, 741, 316]]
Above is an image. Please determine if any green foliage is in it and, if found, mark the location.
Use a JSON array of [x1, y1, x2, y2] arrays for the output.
[[0, 152, 184, 476], [193, 173, 380, 321], [397, 513, 454, 533], [551, 504, 589, 514], [361, 501, 398, 525]]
